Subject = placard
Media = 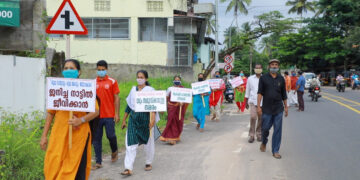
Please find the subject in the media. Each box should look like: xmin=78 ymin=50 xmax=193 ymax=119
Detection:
xmin=170 ymin=87 xmax=193 ymax=103
xmin=46 ymin=77 xmax=96 ymax=112
xmin=208 ymin=79 xmax=223 ymax=89
xmin=135 ymin=91 xmax=167 ymax=112
xmin=192 ymin=81 xmax=211 ymax=95
xmin=230 ymin=77 xmax=244 ymax=88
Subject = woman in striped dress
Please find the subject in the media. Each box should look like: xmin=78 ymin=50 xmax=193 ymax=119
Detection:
xmin=120 ymin=70 xmax=158 ymax=176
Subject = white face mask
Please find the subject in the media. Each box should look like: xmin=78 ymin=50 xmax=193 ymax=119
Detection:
xmin=254 ymin=69 xmax=263 ymax=74
xmin=137 ymin=78 xmax=146 ymax=85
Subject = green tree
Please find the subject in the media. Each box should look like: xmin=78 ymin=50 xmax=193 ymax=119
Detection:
xmin=220 ymin=0 xmax=252 ymax=16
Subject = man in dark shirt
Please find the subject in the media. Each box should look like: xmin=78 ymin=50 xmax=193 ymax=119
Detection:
xmin=257 ymin=59 xmax=288 ymax=159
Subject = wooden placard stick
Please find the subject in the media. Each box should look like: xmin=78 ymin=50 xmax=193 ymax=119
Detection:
xmin=179 ymin=104 xmax=182 ymax=120
xmin=202 ymin=95 xmax=205 ymax=108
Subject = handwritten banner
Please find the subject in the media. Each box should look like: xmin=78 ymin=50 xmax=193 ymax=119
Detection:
xmin=135 ymin=91 xmax=167 ymax=112
xmin=230 ymin=77 xmax=244 ymax=88
xmin=46 ymin=77 xmax=96 ymax=112
xmin=192 ymin=81 xmax=211 ymax=95
xmin=208 ymin=79 xmax=223 ymax=89
xmin=170 ymin=87 xmax=193 ymax=103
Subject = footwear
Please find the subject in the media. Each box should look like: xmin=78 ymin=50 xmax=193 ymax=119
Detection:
xmin=196 ymin=124 xmax=200 ymax=130
xmin=145 ymin=164 xmax=152 ymax=171
xmin=211 ymin=116 xmax=216 ymax=121
xmin=169 ymin=140 xmax=176 ymax=145
xmin=260 ymin=143 xmax=266 ymax=152
xmin=248 ymin=136 xmax=255 ymax=143
xmin=215 ymin=118 xmax=220 ymax=122
xmin=256 ymin=136 xmax=262 ymax=142
xmin=199 ymin=128 xmax=204 ymax=132
xmin=273 ymin=153 xmax=282 ymax=159
xmin=91 ymin=163 xmax=103 ymax=170
xmin=120 ymin=169 xmax=133 ymax=176
xmin=111 ymin=150 xmax=118 ymax=162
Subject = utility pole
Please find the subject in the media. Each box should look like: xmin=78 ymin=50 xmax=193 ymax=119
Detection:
xmin=215 ymin=0 xmax=219 ymax=71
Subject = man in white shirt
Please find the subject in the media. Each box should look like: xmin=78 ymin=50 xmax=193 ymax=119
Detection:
xmin=245 ymin=64 xmax=263 ymax=143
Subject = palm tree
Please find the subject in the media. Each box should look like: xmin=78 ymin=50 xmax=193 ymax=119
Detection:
xmin=205 ymin=15 xmax=216 ymax=36
xmin=286 ymin=0 xmax=315 ymax=18
xmin=220 ymin=0 xmax=252 ymax=26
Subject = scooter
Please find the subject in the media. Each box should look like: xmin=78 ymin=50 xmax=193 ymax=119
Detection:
xmin=310 ymin=86 xmax=321 ymax=102
xmin=224 ymin=84 xmax=234 ymax=103
xmin=337 ymin=80 xmax=346 ymax=92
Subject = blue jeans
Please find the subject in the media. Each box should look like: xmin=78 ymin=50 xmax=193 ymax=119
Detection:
xmin=92 ymin=118 xmax=118 ymax=164
xmin=262 ymin=112 xmax=283 ymax=154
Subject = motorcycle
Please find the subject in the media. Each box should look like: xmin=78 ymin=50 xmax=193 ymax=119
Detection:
xmin=352 ymin=78 xmax=360 ymax=90
xmin=337 ymin=80 xmax=346 ymax=92
xmin=310 ymin=86 xmax=321 ymax=102
xmin=224 ymin=84 xmax=234 ymax=103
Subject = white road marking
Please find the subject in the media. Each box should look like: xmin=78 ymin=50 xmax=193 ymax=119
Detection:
xmin=247 ymin=123 xmax=250 ymax=128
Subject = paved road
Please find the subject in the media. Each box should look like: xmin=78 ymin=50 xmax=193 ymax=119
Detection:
xmin=90 ymin=87 xmax=360 ymax=180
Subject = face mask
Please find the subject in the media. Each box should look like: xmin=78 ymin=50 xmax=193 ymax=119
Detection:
xmin=215 ymin=75 xmax=220 ymax=78
xmin=97 ymin=70 xmax=107 ymax=77
xmin=137 ymin=78 xmax=146 ymax=85
xmin=173 ymin=81 xmax=181 ymax=86
xmin=62 ymin=69 xmax=79 ymax=78
xmin=198 ymin=78 xmax=204 ymax=81
xmin=269 ymin=68 xmax=279 ymax=73
xmin=292 ymin=73 xmax=296 ymax=76
xmin=240 ymin=73 xmax=244 ymax=77
xmin=254 ymin=69 xmax=262 ymax=74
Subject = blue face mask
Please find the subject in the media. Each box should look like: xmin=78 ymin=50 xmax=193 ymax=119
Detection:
xmin=292 ymin=73 xmax=296 ymax=76
xmin=173 ymin=81 xmax=181 ymax=86
xmin=240 ymin=73 xmax=244 ymax=77
xmin=62 ymin=69 xmax=79 ymax=78
xmin=97 ymin=70 xmax=107 ymax=77
xmin=215 ymin=75 xmax=220 ymax=78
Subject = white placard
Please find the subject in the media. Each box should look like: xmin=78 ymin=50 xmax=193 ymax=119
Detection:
xmin=135 ymin=91 xmax=167 ymax=112
xmin=208 ymin=79 xmax=223 ymax=89
xmin=170 ymin=87 xmax=193 ymax=103
xmin=230 ymin=77 xmax=244 ymax=88
xmin=191 ymin=81 xmax=211 ymax=95
xmin=46 ymin=77 xmax=96 ymax=112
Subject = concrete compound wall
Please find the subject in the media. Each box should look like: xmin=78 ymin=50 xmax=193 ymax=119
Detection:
xmin=0 ymin=55 xmax=46 ymax=114
xmin=79 ymin=63 xmax=204 ymax=83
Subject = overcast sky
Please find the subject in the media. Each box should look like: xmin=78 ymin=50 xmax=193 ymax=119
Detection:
xmin=198 ymin=0 xmax=315 ymax=48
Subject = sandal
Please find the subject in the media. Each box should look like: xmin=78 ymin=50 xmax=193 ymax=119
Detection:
xmin=91 ymin=163 xmax=103 ymax=170
xmin=196 ymin=124 xmax=200 ymax=130
xmin=120 ymin=169 xmax=133 ymax=176
xmin=273 ymin=153 xmax=282 ymax=159
xmin=145 ymin=164 xmax=152 ymax=171
xmin=169 ymin=140 xmax=176 ymax=145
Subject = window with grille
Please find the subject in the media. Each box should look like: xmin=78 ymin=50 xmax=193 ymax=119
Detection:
xmin=94 ymin=0 xmax=111 ymax=12
xmin=139 ymin=18 xmax=168 ymax=42
xmin=147 ymin=1 xmax=163 ymax=12
xmin=75 ymin=18 xmax=130 ymax=39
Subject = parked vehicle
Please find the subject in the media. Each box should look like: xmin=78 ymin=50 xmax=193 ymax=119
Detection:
xmin=224 ymin=83 xmax=234 ymax=103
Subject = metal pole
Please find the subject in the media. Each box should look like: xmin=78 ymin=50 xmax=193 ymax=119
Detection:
xmin=249 ymin=44 xmax=253 ymax=75
xmin=215 ymin=0 xmax=219 ymax=71
xmin=66 ymin=34 xmax=70 ymax=59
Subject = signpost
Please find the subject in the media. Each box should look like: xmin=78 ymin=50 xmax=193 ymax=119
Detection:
xmin=192 ymin=81 xmax=211 ymax=107
xmin=170 ymin=87 xmax=192 ymax=119
xmin=46 ymin=77 xmax=96 ymax=149
xmin=224 ymin=54 xmax=233 ymax=75
xmin=0 ymin=0 xmax=20 ymax=27
xmin=46 ymin=0 xmax=88 ymax=59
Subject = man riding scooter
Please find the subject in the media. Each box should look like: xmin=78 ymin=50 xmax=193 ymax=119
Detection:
xmin=336 ymin=74 xmax=346 ymax=92
xmin=308 ymin=75 xmax=322 ymax=101
xmin=351 ymin=73 xmax=360 ymax=90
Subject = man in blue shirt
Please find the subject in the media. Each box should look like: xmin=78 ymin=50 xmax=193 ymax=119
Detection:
xmin=296 ymin=71 xmax=306 ymax=111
